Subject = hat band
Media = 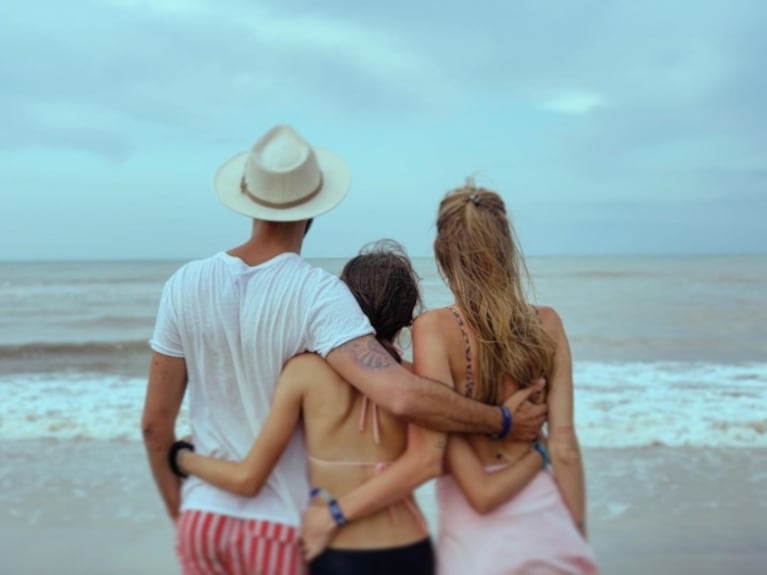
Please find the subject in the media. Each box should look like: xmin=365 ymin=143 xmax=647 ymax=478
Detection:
xmin=240 ymin=176 xmax=323 ymax=209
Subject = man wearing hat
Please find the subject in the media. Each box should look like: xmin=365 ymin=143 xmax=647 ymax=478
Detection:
xmin=141 ymin=125 xmax=546 ymax=574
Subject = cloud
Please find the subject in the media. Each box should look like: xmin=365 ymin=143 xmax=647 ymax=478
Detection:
xmin=541 ymin=91 xmax=606 ymax=115
xmin=2 ymin=0 xmax=766 ymax=258
xmin=103 ymin=0 xmax=439 ymax=85
xmin=6 ymin=0 xmax=764 ymax=163
xmin=102 ymin=0 xmax=451 ymax=112
xmin=103 ymin=0 xmax=208 ymax=14
xmin=1 ymin=0 xmax=456 ymax=159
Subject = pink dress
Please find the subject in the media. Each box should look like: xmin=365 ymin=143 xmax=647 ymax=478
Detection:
xmin=436 ymin=468 xmax=599 ymax=575
xmin=437 ymin=307 xmax=599 ymax=574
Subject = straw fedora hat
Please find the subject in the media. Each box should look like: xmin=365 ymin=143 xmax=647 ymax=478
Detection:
xmin=214 ymin=125 xmax=351 ymax=222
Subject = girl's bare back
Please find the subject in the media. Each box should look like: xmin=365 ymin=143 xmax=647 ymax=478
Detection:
xmin=293 ymin=353 xmax=427 ymax=549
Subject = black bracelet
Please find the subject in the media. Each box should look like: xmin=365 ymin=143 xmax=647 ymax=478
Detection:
xmin=168 ymin=439 xmax=195 ymax=478
xmin=489 ymin=405 xmax=513 ymax=440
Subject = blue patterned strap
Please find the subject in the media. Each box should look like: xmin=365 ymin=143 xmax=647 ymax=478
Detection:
xmin=532 ymin=441 xmax=551 ymax=468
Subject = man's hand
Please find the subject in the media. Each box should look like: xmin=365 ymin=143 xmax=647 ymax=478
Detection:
xmin=503 ymin=378 xmax=547 ymax=441
xmin=300 ymin=505 xmax=337 ymax=562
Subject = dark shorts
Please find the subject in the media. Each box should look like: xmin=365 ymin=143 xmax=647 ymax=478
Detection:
xmin=309 ymin=537 xmax=435 ymax=575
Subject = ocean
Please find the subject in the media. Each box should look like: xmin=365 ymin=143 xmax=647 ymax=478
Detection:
xmin=1 ymin=254 xmax=766 ymax=448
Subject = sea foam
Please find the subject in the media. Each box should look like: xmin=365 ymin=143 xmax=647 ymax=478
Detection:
xmin=2 ymin=361 xmax=766 ymax=447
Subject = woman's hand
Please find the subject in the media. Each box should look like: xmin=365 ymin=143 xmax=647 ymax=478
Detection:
xmin=300 ymin=505 xmax=337 ymax=562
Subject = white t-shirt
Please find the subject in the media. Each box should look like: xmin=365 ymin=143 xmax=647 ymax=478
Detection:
xmin=150 ymin=251 xmax=373 ymax=525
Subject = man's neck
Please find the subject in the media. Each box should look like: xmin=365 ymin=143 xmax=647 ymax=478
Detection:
xmin=227 ymin=220 xmax=305 ymax=267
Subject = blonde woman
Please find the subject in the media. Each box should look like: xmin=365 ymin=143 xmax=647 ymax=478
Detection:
xmin=421 ymin=182 xmax=599 ymax=574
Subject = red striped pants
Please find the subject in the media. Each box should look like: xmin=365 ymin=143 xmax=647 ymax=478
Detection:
xmin=176 ymin=510 xmax=304 ymax=575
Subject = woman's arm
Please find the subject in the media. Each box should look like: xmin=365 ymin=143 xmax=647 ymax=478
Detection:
xmin=176 ymin=356 xmax=308 ymax=497
xmin=301 ymin=313 xmax=449 ymax=559
xmin=336 ymin=422 xmax=445 ymax=520
xmin=540 ymin=307 xmax=587 ymax=536
xmin=446 ymin=435 xmax=544 ymax=514
xmin=301 ymin=420 xmax=445 ymax=559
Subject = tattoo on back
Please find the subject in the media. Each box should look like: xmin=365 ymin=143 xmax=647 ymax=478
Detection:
xmin=344 ymin=337 xmax=397 ymax=370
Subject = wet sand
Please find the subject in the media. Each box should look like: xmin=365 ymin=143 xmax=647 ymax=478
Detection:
xmin=0 ymin=441 xmax=765 ymax=574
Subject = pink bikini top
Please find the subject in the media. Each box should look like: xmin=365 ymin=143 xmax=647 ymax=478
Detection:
xmin=307 ymin=395 xmax=385 ymax=468
xmin=307 ymin=395 xmax=426 ymax=531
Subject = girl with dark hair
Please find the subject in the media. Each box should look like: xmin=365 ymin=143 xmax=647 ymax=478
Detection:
xmin=170 ymin=240 xmax=440 ymax=575
xmin=426 ymin=181 xmax=599 ymax=574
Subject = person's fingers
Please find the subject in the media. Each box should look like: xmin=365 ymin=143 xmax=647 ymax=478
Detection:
xmin=507 ymin=380 xmax=547 ymax=409
xmin=301 ymin=542 xmax=313 ymax=562
xmin=306 ymin=547 xmax=320 ymax=561
xmin=518 ymin=402 xmax=547 ymax=417
xmin=505 ymin=387 xmax=538 ymax=409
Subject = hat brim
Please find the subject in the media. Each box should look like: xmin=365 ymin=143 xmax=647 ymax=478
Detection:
xmin=214 ymin=146 xmax=351 ymax=222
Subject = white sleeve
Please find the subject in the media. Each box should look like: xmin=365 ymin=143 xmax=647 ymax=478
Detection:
xmin=305 ymin=274 xmax=374 ymax=358
xmin=149 ymin=277 xmax=184 ymax=358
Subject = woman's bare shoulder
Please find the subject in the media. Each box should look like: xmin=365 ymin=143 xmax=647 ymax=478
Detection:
xmin=412 ymin=307 xmax=456 ymax=332
xmin=282 ymin=352 xmax=342 ymax=383
xmin=534 ymin=305 xmax=566 ymax=339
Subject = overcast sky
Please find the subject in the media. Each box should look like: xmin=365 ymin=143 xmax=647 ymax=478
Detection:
xmin=1 ymin=0 xmax=765 ymax=260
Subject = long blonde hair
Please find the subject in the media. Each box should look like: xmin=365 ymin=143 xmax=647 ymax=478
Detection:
xmin=434 ymin=180 xmax=556 ymax=405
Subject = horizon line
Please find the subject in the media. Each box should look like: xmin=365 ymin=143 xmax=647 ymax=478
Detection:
xmin=1 ymin=250 xmax=765 ymax=264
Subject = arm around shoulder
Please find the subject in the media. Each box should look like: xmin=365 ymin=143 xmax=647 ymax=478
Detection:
xmin=326 ymin=323 xmax=506 ymax=434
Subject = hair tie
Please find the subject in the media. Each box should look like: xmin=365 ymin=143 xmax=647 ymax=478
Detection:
xmin=468 ymin=193 xmax=480 ymax=206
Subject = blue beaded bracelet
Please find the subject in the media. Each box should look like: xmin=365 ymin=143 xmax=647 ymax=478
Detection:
xmin=490 ymin=405 xmax=513 ymax=440
xmin=328 ymin=499 xmax=347 ymax=526
xmin=309 ymin=487 xmax=347 ymax=526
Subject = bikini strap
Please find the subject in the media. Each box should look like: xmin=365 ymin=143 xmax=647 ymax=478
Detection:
xmin=448 ymin=305 xmax=474 ymax=399
xmin=359 ymin=396 xmax=381 ymax=445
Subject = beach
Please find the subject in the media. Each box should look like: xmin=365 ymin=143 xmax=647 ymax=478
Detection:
xmin=1 ymin=255 xmax=766 ymax=573
xmin=1 ymin=442 xmax=765 ymax=574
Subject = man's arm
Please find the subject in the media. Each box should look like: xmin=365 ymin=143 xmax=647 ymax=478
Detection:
xmin=141 ymin=352 xmax=187 ymax=522
xmin=326 ymin=334 xmax=546 ymax=437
